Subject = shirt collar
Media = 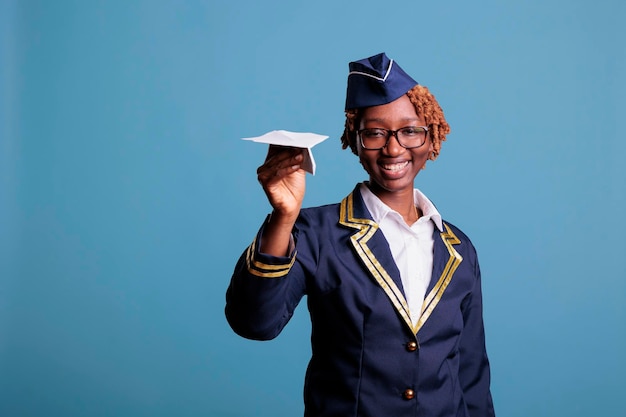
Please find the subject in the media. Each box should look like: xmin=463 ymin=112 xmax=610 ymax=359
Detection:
xmin=359 ymin=182 xmax=444 ymax=232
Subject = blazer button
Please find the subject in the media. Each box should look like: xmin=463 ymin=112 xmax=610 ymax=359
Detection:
xmin=406 ymin=341 xmax=418 ymax=352
xmin=403 ymin=389 xmax=415 ymax=400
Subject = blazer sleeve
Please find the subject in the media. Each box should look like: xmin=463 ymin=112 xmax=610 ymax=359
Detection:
xmin=225 ymin=216 xmax=309 ymax=341
xmin=459 ymin=247 xmax=496 ymax=417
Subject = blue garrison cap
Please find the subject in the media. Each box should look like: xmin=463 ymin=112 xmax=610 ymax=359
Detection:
xmin=345 ymin=52 xmax=418 ymax=110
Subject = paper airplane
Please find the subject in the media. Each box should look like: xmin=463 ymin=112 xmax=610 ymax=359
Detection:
xmin=242 ymin=130 xmax=329 ymax=175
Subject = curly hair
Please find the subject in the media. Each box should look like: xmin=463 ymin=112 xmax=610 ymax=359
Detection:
xmin=340 ymin=85 xmax=451 ymax=161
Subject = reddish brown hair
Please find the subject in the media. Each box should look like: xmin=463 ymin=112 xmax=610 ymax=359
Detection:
xmin=340 ymin=85 xmax=451 ymax=161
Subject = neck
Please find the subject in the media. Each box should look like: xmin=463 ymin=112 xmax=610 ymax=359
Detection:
xmin=406 ymin=202 xmax=422 ymax=225
xmin=366 ymin=182 xmax=419 ymax=225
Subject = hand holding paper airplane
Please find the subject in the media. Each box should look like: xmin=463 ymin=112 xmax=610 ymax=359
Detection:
xmin=242 ymin=130 xmax=329 ymax=175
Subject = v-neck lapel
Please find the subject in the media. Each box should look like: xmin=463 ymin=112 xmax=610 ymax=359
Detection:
xmin=338 ymin=186 xmax=464 ymax=336
xmin=339 ymin=187 xmax=413 ymax=333
xmin=414 ymin=223 xmax=464 ymax=334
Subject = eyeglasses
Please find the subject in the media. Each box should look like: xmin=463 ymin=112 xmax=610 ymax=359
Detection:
xmin=357 ymin=126 xmax=429 ymax=150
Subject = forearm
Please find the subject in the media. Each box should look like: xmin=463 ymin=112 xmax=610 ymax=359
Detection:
xmin=226 ymin=218 xmax=304 ymax=340
xmin=258 ymin=210 xmax=298 ymax=256
xmin=225 ymin=253 xmax=292 ymax=340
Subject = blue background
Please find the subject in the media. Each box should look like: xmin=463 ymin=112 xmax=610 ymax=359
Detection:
xmin=1 ymin=1 xmax=625 ymax=416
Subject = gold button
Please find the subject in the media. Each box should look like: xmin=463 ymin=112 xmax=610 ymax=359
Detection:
xmin=406 ymin=341 xmax=418 ymax=352
xmin=403 ymin=389 xmax=415 ymax=400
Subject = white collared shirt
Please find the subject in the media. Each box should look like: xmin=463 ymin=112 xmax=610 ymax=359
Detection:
xmin=360 ymin=183 xmax=443 ymax=325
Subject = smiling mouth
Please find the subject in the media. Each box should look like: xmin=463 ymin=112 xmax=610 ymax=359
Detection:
xmin=381 ymin=161 xmax=409 ymax=172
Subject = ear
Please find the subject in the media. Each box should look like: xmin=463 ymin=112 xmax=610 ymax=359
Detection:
xmin=428 ymin=135 xmax=437 ymax=159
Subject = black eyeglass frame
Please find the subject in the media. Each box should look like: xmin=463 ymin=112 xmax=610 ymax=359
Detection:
xmin=357 ymin=126 xmax=430 ymax=150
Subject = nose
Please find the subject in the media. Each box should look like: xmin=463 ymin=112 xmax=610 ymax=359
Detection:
xmin=382 ymin=131 xmax=405 ymax=156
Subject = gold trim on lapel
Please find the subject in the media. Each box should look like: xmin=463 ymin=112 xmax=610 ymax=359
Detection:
xmin=340 ymin=191 xmax=464 ymax=335
xmin=339 ymin=192 xmax=414 ymax=333
xmin=415 ymin=223 xmax=463 ymax=333
xmin=245 ymin=237 xmax=296 ymax=278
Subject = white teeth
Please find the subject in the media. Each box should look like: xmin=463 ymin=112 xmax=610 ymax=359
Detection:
xmin=382 ymin=161 xmax=409 ymax=171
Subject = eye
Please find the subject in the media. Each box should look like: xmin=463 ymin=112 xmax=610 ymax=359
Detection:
xmin=399 ymin=127 xmax=422 ymax=136
xmin=362 ymin=129 xmax=387 ymax=138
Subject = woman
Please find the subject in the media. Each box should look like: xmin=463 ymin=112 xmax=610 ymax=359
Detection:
xmin=226 ymin=53 xmax=495 ymax=417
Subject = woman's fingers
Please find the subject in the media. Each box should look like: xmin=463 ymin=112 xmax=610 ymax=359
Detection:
xmin=255 ymin=145 xmax=306 ymax=215
xmin=257 ymin=146 xmax=304 ymax=185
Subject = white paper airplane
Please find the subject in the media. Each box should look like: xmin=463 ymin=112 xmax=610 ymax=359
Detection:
xmin=242 ymin=130 xmax=329 ymax=175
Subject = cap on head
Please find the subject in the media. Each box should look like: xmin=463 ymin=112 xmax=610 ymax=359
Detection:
xmin=345 ymin=52 xmax=418 ymax=111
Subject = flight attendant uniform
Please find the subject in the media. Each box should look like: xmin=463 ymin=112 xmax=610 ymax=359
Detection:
xmin=226 ymin=185 xmax=495 ymax=417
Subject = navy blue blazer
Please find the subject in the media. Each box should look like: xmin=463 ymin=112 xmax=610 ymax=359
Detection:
xmin=226 ymin=185 xmax=495 ymax=417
